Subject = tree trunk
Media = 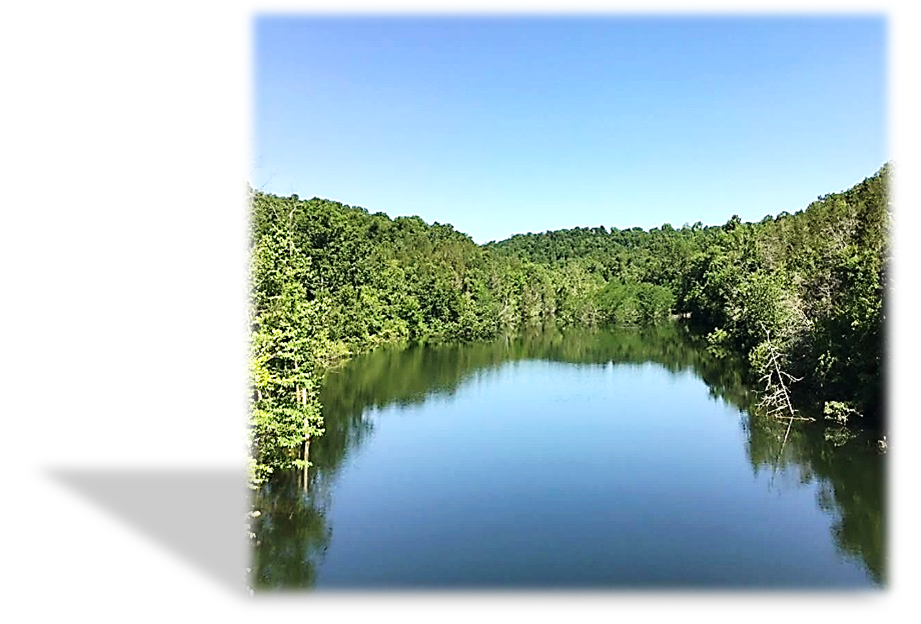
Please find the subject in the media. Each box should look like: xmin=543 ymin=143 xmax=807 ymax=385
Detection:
xmin=302 ymin=439 xmax=310 ymax=491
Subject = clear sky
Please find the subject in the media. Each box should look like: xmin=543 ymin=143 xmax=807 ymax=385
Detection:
xmin=252 ymin=16 xmax=886 ymax=243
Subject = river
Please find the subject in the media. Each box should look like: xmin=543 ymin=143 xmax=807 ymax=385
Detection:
xmin=250 ymin=324 xmax=885 ymax=589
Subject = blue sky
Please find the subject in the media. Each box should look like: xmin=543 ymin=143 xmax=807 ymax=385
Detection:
xmin=252 ymin=16 xmax=886 ymax=243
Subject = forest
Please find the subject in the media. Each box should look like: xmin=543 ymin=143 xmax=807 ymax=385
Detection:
xmin=247 ymin=163 xmax=890 ymax=489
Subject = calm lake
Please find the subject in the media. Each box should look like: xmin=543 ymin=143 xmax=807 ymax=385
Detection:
xmin=251 ymin=324 xmax=885 ymax=589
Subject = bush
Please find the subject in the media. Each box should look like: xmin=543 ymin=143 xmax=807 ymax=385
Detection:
xmin=635 ymin=283 xmax=675 ymax=324
xmin=597 ymin=281 xmax=675 ymax=326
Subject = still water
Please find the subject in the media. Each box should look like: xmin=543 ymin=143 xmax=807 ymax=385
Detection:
xmin=251 ymin=325 xmax=884 ymax=589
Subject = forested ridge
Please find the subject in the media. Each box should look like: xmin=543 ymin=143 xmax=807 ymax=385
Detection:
xmin=490 ymin=164 xmax=890 ymax=425
xmin=248 ymin=164 xmax=890 ymax=488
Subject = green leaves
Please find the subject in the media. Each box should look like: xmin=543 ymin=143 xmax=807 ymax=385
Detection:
xmin=597 ymin=281 xmax=675 ymax=326
xmin=727 ymin=270 xmax=799 ymax=353
xmin=248 ymin=193 xmax=337 ymax=490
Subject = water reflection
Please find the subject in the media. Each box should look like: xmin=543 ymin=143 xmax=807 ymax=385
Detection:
xmin=251 ymin=324 xmax=884 ymax=588
xmin=744 ymin=413 xmax=885 ymax=584
xmin=250 ymin=472 xmax=331 ymax=590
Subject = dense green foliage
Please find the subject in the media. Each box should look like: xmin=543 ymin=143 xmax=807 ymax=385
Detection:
xmin=247 ymin=188 xmax=692 ymax=361
xmin=490 ymin=164 xmax=890 ymax=423
xmin=248 ymin=164 xmax=890 ymax=488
